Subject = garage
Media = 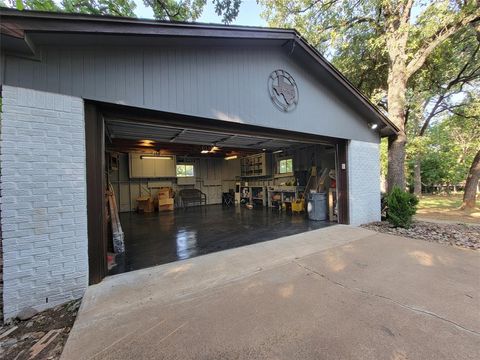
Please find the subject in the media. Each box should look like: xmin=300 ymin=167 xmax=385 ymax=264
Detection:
xmin=0 ymin=9 xmax=399 ymax=320
xmin=102 ymin=113 xmax=344 ymax=275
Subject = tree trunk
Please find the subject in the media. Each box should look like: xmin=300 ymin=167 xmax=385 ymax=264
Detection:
xmin=384 ymin=11 xmax=409 ymax=192
xmin=386 ymin=65 xmax=408 ymax=192
xmin=387 ymin=133 xmax=407 ymax=191
xmin=461 ymin=149 xmax=480 ymax=210
xmin=413 ymin=155 xmax=422 ymax=196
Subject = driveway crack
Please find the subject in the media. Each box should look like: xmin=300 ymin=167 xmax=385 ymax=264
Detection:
xmin=294 ymin=261 xmax=480 ymax=337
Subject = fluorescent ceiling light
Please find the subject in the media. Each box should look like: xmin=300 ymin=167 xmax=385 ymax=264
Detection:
xmin=368 ymin=122 xmax=378 ymax=130
xmin=201 ymin=150 xmax=210 ymax=154
xmin=224 ymin=155 xmax=238 ymax=160
xmin=141 ymin=155 xmax=172 ymax=160
xmin=272 ymin=150 xmax=283 ymax=154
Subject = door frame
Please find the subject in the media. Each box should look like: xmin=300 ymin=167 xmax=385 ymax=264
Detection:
xmin=336 ymin=141 xmax=349 ymax=224
xmin=85 ymin=103 xmax=107 ymax=284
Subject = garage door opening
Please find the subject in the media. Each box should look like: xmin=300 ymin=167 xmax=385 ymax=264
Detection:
xmin=104 ymin=118 xmax=342 ymax=275
xmin=86 ymin=103 xmax=349 ymax=282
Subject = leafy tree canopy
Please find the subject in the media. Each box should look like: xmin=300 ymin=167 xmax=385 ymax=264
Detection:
xmin=2 ymin=0 xmax=61 ymax=12
xmin=142 ymin=0 xmax=240 ymax=22
xmin=2 ymin=0 xmax=242 ymax=23
xmin=408 ymin=93 xmax=480 ymax=188
xmin=62 ymin=1 xmax=137 ymax=17
xmin=2 ymin=0 xmax=136 ymax=16
xmin=143 ymin=0 xmax=205 ymax=21
xmin=406 ymin=26 xmax=479 ymax=136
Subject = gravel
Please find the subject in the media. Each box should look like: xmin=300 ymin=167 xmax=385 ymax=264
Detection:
xmin=361 ymin=221 xmax=480 ymax=250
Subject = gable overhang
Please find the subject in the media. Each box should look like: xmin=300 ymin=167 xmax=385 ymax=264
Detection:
xmin=0 ymin=7 xmax=399 ymax=137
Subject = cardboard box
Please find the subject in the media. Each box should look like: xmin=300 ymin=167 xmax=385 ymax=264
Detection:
xmin=159 ymin=203 xmax=174 ymax=212
xmin=137 ymin=196 xmax=154 ymax=213
xmin=158 ymin=198 xmax=174 ymax=206
xmin=158 ymin=191 xmax=174 ymax=211
xmin=158 ymin=187 xmax=172 ymax=200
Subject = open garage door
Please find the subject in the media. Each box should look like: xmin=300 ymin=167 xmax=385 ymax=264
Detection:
xmin=86 ymin=102 xmax=349 ymax=283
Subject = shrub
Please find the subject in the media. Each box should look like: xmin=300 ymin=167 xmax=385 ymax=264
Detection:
xmin=385 ymin=186 xmax=419 ymax=228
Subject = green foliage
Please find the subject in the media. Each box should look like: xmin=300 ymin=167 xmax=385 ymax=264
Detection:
xmin=406 ymin=25 xmax=479 ymax=136
xmin=143 ymin=0 xmax=206 ymax=21
xmin=385 ymin=186 xmax=419 ymax=228
xmin=212 ymin=0 xmax=241 ymax=24
xmin=4 ymin=0 xmax=61 ymax=11
xmin=139 ymin=0 xmax=240 ymax=22
xmin=380 ymin=137 xmax=388 ymax=178
xmin=407 ymin=93 xmax=480 ymax=189
xmin=2 ymin=0 xmax=241 ymax=23
xmin=62 ymin=0 xmax=137 ymax=17
xmin=3 ymin=0 xmax=136 ymax=16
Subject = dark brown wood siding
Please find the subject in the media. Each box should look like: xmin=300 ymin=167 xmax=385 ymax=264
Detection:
xmin=336 ymin=141 xmax=349 ymax=225
xmin=85 ymin=103 xmax=107 ymax=284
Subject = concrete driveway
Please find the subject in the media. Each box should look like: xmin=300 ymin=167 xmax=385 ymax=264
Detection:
xmin=61 ymin=226 xmax=480 ymax=360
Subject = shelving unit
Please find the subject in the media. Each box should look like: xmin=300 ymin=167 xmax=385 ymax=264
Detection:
xmin=240 ymin=153 xmax=272 ymax=177
xmin=251 ymin=186 xmax=266 ymax=206
xmin=240 ymin=186 xmax=250 ymax=203
xmin=267 ymin=186 xmax=305 ymax=209
xmin=238 ymin=185 xmax=267 ymax=206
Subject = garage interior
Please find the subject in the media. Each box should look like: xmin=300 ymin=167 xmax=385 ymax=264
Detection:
xmin=104 ymin=117 xmax=340 ymax=275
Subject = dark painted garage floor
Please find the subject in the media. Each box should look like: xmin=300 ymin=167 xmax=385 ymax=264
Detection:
xmin=110 ymin=205 xmax=332 ymax=274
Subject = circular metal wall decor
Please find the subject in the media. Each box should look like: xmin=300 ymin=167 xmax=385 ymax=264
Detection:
xmin=268 ymin=69 xmax=299 ymax=112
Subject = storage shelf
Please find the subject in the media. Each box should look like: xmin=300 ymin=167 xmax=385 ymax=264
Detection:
xmin=240 ymin=153 xmax=272 ymax=178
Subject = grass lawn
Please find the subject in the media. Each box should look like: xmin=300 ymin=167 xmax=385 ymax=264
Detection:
xmin=416 ymin=194 xmax=479 ymax=224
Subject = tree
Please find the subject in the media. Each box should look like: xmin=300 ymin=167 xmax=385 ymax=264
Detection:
xmin=62 ymin=1 xmax=137 ymax=17
xmin=462 ymin=149 xmax=480 ymax=209
xmin=3 ymin=0 xmax=61 ymax=11
xmin=142 ymin=0 xmax=241 ymax=22
xmin=3 ymin=0 xmax=241 ymax=23
xmin=412 ymin=103 xmax=480 ymax=195
xmin=261 ymin=0 xmax=480 ymax=190
xmin=143 ymin=0 xmax=206 ymax=21
xmin=406 ymin=29 xmax=480 ymax=195
xmin=3 ymin=0 xmax=137 ymax=16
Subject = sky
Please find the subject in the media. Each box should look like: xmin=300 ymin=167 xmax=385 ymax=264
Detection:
xmin=134 ymin=0 xmax=266 ymax=26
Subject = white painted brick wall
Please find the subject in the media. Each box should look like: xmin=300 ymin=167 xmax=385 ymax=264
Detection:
xmin=347 ymin=139 xmax=381 ymax=226
xmin=1 ymin=85 xmax=88 ymax=321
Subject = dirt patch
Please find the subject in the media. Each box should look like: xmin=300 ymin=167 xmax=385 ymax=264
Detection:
xmin=362 ymin=221 xmax=480 ymax=250
xmin=0 ymin=299 xmax=80 ymax=360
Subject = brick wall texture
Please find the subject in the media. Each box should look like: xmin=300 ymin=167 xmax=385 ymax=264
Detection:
xmin=1 ymin=85 xmax=88 ymax=321
xmin=347 ymin=139 xmax=381 ymax=226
